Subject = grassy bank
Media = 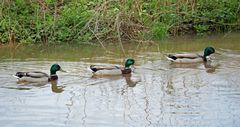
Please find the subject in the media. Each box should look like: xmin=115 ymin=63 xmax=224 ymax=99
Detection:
xmin=0 ymin=0 xmax=240 ymax=45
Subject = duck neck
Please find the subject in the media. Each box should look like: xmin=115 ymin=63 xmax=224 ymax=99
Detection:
xmin=203 ymin=57 xmax=207 ymax=62
xmin=124 ymin=66 xmax=130 ymax=69
xmin=48 ymin=75 xmax=58 ymax=81
xmin=121 ymin=68 xmax=132 ymax=74
xmin=202 ymin=55 xmax=207 ymax=62
xmin=50 ymin=70 xmax=57 ymax=75
xmin=125 ymin=63 xmax=131 ymax=69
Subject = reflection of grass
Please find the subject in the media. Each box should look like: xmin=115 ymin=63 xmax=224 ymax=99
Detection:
xmin=0 ymin=44 xmax=105 ymax=61
xmin=0 ymin=33 xmax=240 ymax=61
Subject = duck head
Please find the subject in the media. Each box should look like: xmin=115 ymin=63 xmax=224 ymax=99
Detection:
xmin=125 ymin=58 xmax=135 ymax=68
xmin=204 ymin=47 xmax=215 ymax=57
xmin=203 ymin=47 xmax=215 ymax=61
xmin=50 ymin=64 xmax=66 ymax=75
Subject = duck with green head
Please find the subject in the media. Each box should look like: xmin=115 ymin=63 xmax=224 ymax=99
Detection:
xmin=13 ymin=64 xmax=66 ymax=83
xmin=89 ymin=58 xmax=135 ymax=76
xmin=167 ymin=47 xmax=215 ymax=63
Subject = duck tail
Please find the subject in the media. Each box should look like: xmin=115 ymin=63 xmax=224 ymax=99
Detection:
xmin=166 ymin=54 xmax=177 ymax=62
xmin=168 ymin=54 xmax=177 ymax=60
xmin=12 ymin=72 xmax=25 ymax=79
xmin=12 ymin=75 xmax=20 ymax=79
xmin=88 ymin=65 xmax=97 ymax=73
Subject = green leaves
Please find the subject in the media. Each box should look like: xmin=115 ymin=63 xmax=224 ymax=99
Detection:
xmin=0 ymin=0 xmax=239 ymax=44
xmin=151 ymin=23 xmax=169 ymax=40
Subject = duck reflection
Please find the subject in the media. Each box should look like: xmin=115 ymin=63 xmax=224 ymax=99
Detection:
xmin=16 ymin=80 xmax=48 ymax=86
xmin=50 ymin=80 xmax=65 ymax=93
xmin=123 ymin=74 xmax=141 ymax=87
xmin=169 ymin=62 xmax=200 ymax=69
xmin=166 ymin=80 xmax=174 ymax=95
xmin=15 ymin=80 xmax=64 ymax=93
xmin=204 ymin=61 xmax=220 ymax=73
xmin=169 ymin=61 xmax=220 ymax=73
xmin=14 ymin=81 xmax=48 ymax=90
xmin=91 ymin=73 xmax=141 ymax=87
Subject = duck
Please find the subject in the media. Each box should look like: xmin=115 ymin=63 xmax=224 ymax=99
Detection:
xmin=166 ymin=47 xmax=215 ymax=63
xmin=89 ymin=58 xmax=135 ymax=76
xmin=13 ymin=64 xmax=66 ymax=83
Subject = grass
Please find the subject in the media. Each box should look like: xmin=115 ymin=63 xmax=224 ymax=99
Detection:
xmin=0 ymin=0 xmax=239 ymax=45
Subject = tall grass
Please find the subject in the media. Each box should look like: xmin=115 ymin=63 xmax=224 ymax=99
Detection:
xmin=0 ymin=0 xmax=239 ymax=44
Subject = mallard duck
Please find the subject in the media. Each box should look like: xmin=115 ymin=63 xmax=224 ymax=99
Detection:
xmin=166 ymin=47 xmax=215 ymax=63
xmin=89 ymin=58 xmax=135 ymax=76
xmin=13 ymin=64 xmax=66 ymax=83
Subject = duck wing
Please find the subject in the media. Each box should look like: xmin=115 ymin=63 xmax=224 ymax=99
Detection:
xmin=89 ymin=65 xmax=121 ymax=72
xmin=168 ymin=53 xmax=201 ymax=60
xmin=15 ymin=71 xmax=49 ymax=78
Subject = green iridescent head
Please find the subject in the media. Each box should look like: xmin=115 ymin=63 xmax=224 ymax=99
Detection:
xmin=125 ymin=58 xmax=135 ymax=68
xmin=50 ymin=64 xmax=65 ymax=75
xmin=204 ymin=47 xmax=215 ymax=57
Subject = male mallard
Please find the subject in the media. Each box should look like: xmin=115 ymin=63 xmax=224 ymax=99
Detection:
xmin=89 ymin=58 xmax=135 ymax=76
xmin=13 ymin=64 xmax=66 ymax=83
xmin=166 ymin=47 xmax=215 ymax=63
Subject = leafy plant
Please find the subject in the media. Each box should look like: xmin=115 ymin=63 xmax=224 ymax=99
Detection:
xmin=0 ymin=0 xmax=239 ymax=44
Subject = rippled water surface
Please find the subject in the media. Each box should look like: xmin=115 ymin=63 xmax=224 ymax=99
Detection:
xmin=0 ymin=33 xmax=240 ymax=127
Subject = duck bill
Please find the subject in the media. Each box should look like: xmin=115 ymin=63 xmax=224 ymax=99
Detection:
xmin=60 ymin=68 xmax=66 ymax=72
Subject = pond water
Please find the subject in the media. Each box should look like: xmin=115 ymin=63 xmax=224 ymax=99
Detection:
xmin=0 ymin=33 xmax=240 ymax=127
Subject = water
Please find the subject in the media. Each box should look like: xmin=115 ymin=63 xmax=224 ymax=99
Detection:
xmin=0 ymin=33 xmax=240 ymax=127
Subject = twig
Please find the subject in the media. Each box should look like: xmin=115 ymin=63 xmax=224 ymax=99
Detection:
xmin=115 ymin=13 xmax=126 ymax=56
xmin=88 ymin=22 xmax=107 ymax=50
